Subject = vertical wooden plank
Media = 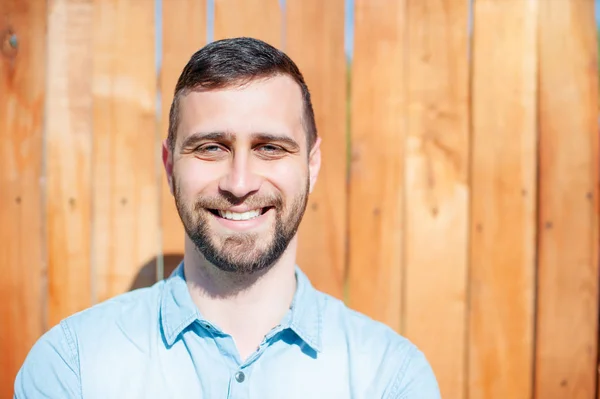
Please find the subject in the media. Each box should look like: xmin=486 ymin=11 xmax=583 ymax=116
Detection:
xmin=0 ymin=0 xmax=46 ymax=396
xmin=535 ymin=1 xmax=599 ymax=398
xmin=46 ymin=0 xmax=94 ymax=327
xmin=160 ymin=1 xmax=206 ymax=280
xmin=404 ymin=0 xmax=469 ymax=397
xmin=92 ymin=0 xmax=158 ymax=302
xmin=347 ymin=0 xmax=406 ymax=330
xmin=286 ymin=0 xmax=347 ymax=299
xmin=214 ymin=0 xmax=282 ymax=47
xmin=469 ymin=1 xmax=538 ymax=398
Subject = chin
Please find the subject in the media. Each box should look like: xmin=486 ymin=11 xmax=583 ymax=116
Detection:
xmin=193 ymin=232 xmax=280 ymax=273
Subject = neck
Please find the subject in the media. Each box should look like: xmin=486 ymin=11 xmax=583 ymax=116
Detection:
xmin=183 ymin=236 xmax=298 ymax=360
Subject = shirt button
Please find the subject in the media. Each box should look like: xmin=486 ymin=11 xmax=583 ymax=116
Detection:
xmin=200 ymin=322 xmax=212 ymax=331
xmin=235 ymin=371 xmax=245 ymax=383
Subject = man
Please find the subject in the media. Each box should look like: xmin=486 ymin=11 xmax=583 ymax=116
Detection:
xmin=15 ymin=37 xmax=440 ymax=398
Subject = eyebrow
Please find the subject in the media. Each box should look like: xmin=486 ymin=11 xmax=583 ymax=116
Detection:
xmin=251 ymin=133 xmax=300 ymax=151
xmin=180 ymin=131 xmax=233 ymax=149
xmin=180 ymin=131 xmax=300 ymax=152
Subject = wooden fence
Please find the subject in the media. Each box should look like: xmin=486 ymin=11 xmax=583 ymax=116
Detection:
xmin=1 ymin=0 xmax=598 ymax=398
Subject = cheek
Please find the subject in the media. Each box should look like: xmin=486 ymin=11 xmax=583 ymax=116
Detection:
xmin=260 ymin=160 xmax=308 ymax=198
xmin=175 ymin=160 xmax=223 ymax=197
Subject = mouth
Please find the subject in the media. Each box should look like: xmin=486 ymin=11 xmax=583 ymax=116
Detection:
xmin=208 ymin=207 xmax=274 ymax=221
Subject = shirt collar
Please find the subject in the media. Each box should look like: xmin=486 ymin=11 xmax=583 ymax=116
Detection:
xmin=159 ymin=263 xmax=200 ymax=347
xmin=159 ymin=262 xmax=323 ymax=352
xmin=287 ymin=265 xmax=323 ymax=352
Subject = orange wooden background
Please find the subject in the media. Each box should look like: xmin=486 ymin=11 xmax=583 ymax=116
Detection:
xmin=1 ymin=0 xmax=599 ymax=398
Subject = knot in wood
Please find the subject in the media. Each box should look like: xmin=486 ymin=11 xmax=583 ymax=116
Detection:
xmin=1 ymin=29 xmax=18 ymax=58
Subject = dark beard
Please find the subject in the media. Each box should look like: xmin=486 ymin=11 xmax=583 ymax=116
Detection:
xmin=173 ymin=179 xmax=309 ymax=274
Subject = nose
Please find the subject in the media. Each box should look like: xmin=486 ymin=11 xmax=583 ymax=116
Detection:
xmin=218 ymin=152 xmax=263 ymax=200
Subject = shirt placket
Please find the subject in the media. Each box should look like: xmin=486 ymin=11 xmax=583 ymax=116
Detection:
xmin=216 ymin=324 xmax=287 ymax=399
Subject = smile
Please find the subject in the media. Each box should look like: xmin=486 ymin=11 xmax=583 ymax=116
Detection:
xmin=207 ymin=206 xmax=275 ymax=232
xmin=209 ymin=207 xmax=272 ymax=221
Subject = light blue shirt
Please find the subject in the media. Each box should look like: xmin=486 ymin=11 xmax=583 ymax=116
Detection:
xmin=14 ymin=264 xmax=440 ymax=398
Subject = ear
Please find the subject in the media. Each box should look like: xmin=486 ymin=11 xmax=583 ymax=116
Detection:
xmin=308 ymin=137 xmax=322 ymax=194
xmin=162 ymin=139 xmax=175 ymax=195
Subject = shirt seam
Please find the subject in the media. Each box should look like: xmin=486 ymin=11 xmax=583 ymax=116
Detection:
xmin=383 ymin=344 xmax=416 ymax=399
xmin=60 ymin=320 xmax=83 ymax=399
xmin=316 ymin=294 xmax=324 ymax=350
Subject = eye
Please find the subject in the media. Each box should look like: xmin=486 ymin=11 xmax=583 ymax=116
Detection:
xmin=257 ymin=144 xmax=284 ymax=153
xmin=191 ymin=143 xmax=229 ymax=160
xmin=197 ymin=144 xmax=225 ymax=153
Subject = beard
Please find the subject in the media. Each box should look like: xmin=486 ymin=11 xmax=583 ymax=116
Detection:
xmin=173 ymin=178 xmax=309 ymax=275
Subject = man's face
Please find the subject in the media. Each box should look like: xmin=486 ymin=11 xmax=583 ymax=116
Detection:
xmin=164 ymin=75 xmax=321 ymax=274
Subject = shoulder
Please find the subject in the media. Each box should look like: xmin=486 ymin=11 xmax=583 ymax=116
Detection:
xmin=28 ymin=280 xmax=166 ymax=349
xmin=318 ymin=292 xmax=441 ymax=398
xmin=14 ymin=282 xmax=166 ymax=398
xmin=318 ymin=291 xmax=415 ymax=355
xmin=56 ymin=281 xmax=166 ymax=360
xmin=62 ymin=281 xmax=165 ymax=333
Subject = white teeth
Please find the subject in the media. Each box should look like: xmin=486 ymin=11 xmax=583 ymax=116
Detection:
xmin=218 ymin=209 xmax=261 ymax=221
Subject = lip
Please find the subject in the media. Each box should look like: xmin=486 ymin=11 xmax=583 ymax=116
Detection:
xmin=209 ymin=207 xmax=274 ymax=232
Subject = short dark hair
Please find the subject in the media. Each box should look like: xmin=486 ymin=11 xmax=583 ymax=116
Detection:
xmin=167 ymin=37 xmax=317 ymax=152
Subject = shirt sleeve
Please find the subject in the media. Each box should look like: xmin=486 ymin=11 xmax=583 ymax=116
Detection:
xmin=14 ymin=321 xmax=82 ymax=399
xmin=385 ymin=345 xmax=441 ymax=399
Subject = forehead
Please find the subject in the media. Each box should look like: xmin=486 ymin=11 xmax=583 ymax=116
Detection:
xmin=177 ymin=75 xmax=305 ymax=144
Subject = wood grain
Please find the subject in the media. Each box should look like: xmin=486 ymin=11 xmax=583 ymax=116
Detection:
xmin=46 ymin=0 xmax=93 ymax=328
xmin=92 ymin=0 xmax=159 ymax=302
xmin=214 ymin=0 xmax=282 ymax=47
xmin=535 ymin=1 xmax=599 ymax=398
xmin=347 ymin=0 xmax=406 ymax=330
xmin=286 ymin=0 xmax=347 ymax=299
xmin=0 ymin=0 xmax=46 ymax=395
xmin=160 ymin=0 xmax=207 ymax=281
xmin=403 ymin=0 xmax=469 ymax=397
xmin=468 ymin=1 xmax=538 ymax=398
